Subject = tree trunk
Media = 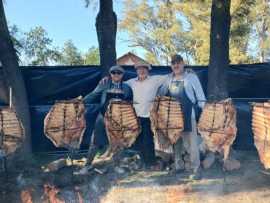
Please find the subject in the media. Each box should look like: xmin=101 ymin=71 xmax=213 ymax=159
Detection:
xmin=259 ymin=15 xmax=268 ymax=62
xmin=96 ymin=0 xmax=117 ymax=76
xmin=0 ymin=0 xmax=32 ymax=154
xmin=208 ymin=0 xmax=231 ymax=102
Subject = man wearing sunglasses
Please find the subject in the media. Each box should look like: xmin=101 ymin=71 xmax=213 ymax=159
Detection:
xmin=99 ymin=63 xmax=167 ymax=169
xmin=84 ymin=65 xmax=133 ymax=163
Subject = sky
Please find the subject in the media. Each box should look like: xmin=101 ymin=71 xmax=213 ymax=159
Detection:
xmin=4 ymin=0 xmax=144 ymax=58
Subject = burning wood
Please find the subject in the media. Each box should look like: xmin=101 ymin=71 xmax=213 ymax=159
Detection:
xmin=44 ymin=97 xmax=86 ymax=150
xmin=150 ymin=96 xmax=184 ymax=149
xmin=42 ymin=184 xmax=65 ymax=203
xmin=252 ymin=101 xmax=270 ymax=169
xmin=20 ymin=189 xmax=33 ymax=203
xmin=198 ymin=98 xmax=237 ymax=161
xmin=41 ymin=184 xmax=84 ymax=203
xmin=0 ymin=107 xmax=24 ymax=155
xmin=104 ymin=100 xmax=141 ymax=156
xmin=76 ymin=190 xmax=84 ymax=203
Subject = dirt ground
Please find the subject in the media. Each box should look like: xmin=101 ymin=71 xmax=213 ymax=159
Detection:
xmin=1 ymin=150 xmax=270 ymax=203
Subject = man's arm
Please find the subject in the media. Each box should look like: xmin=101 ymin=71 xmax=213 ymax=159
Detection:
xmin=190 ymin=74 xmax=206 ymax=108
xmin=123 ymin=84 xmax=133 ymax=102
xmin=83 ymin=82 xmax=107 ymax=104
xmin=124 ymin=78 xmax=133 ymax=87
xmin=152 ymin=74 xmax=168 ymax=86
xmin=151 ymin=74 xmax=169 ymax=96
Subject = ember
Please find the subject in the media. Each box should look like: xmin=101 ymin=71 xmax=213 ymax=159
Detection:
xmin=20 ymin=189 xmax=33 ymax=203
xmin=42 ymin=184 xmax=65 ymax=203
xmin=252 ymin=101 xmax=270 ymax=169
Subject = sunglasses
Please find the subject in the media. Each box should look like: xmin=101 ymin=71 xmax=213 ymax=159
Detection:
xmin=111 ymin=71 xmax=123 ymax=75
xmin=171 ymin=61 xmax=182 ymax=65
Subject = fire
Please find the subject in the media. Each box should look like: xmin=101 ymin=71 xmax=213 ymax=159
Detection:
xmin=20 ymin=189 xmax=33 ymax=203
xmin=42 ymin=184 xmax=64 ymax=203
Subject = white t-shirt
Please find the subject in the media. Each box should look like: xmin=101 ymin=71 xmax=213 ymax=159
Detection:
xmin=125 ymin=75 xmax=166 ymax=118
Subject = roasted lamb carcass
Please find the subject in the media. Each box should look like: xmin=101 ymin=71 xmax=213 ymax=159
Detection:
xmin=252 ymin=101 xmax=270 ymax=169
xmin=150 ymin=96 xmax=184 ymax=150
xmin=198 ymin=98 xmax=237 ymax=161
xmin=0 ymin=108 xmax=24 ymax=155
xmin=104 ymin=100 xmax=141 ymax=155
xmin=44 ymin=97 xmax=86 ymax=150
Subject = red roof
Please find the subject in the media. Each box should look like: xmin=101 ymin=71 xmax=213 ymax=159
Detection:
xmin=117 ymin=52 xmax=149 ymax=65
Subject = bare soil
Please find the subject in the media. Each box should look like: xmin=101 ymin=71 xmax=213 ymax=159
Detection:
xmin=1 ymin=150 xmax=270 ymax=203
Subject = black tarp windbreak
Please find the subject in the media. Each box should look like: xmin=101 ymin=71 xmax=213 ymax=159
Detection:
xmin=0 ymin=63 xmax=269 ymax=151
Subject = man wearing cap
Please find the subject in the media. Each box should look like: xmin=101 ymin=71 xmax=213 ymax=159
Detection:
xmin=157 ymin=54 xmax=206 ymax=179
xmin=125 ymin=64 xmax=167 ymax=168
xmin=84 ymin=65 xmax=133 ymax=163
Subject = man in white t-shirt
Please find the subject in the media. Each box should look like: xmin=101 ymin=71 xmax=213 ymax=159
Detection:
xmin=126 ymin=64 xmax=166 ymax=167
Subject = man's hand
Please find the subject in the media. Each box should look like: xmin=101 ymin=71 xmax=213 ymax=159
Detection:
xmin=99 ymin=76 xmax=109 ymax=85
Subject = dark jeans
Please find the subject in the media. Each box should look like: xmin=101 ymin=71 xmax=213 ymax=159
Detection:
xmin=132 ymin=117 xmax=156 ymax=164
xmin=87 ymin=113 xmax=108 ymax=164
xmin=92 ymin=113 xmax=108 ymax=148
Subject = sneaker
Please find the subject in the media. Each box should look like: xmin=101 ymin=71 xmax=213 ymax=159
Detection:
xmin=189 ymin=167 xmax=202 ymax=180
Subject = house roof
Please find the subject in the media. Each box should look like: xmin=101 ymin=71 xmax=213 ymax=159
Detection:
xmin=117 ymin=52 xmax=149 ymax=65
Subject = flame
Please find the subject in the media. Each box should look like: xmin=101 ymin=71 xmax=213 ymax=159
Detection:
xmin=20 ymin=189 xmax=33 ymax=203
xmin=43 ymin=184 xmax=64 ymax=203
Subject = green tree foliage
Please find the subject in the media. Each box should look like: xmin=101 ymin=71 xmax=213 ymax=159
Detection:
xmin=9 ymin=25 xmax=101 ymax=66
xmin=23 ymin=26 xmax=60 ymax=65
xmin=121 ymin=0 xmax=270 ymax=64
xmin=84 ymin=46 xmax=100 ymax=65
xmin=179 ymin=0 xmax=211 ymax=64
xmin=8 ymin=24 xmax=24 ymax=54
xmin=120 ymin=0 xmax=195 ymax=65
xmin=60 ymin=40 xmax=84 ymax=65
xmin=229 ymin=0 xmax=256 ymax=63
xmin=249 ymin=0 xmax=270 ymax=62
xmin=181 ymin=0 xmax=256 ymax=64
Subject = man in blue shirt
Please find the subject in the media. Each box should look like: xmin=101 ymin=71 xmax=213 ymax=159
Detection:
xmin=84 ymin=65 xmax=133 ymax=163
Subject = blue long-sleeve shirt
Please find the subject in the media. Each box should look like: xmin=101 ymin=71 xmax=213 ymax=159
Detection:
xmin=84 ymin=80 xmax=133 ymax=114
